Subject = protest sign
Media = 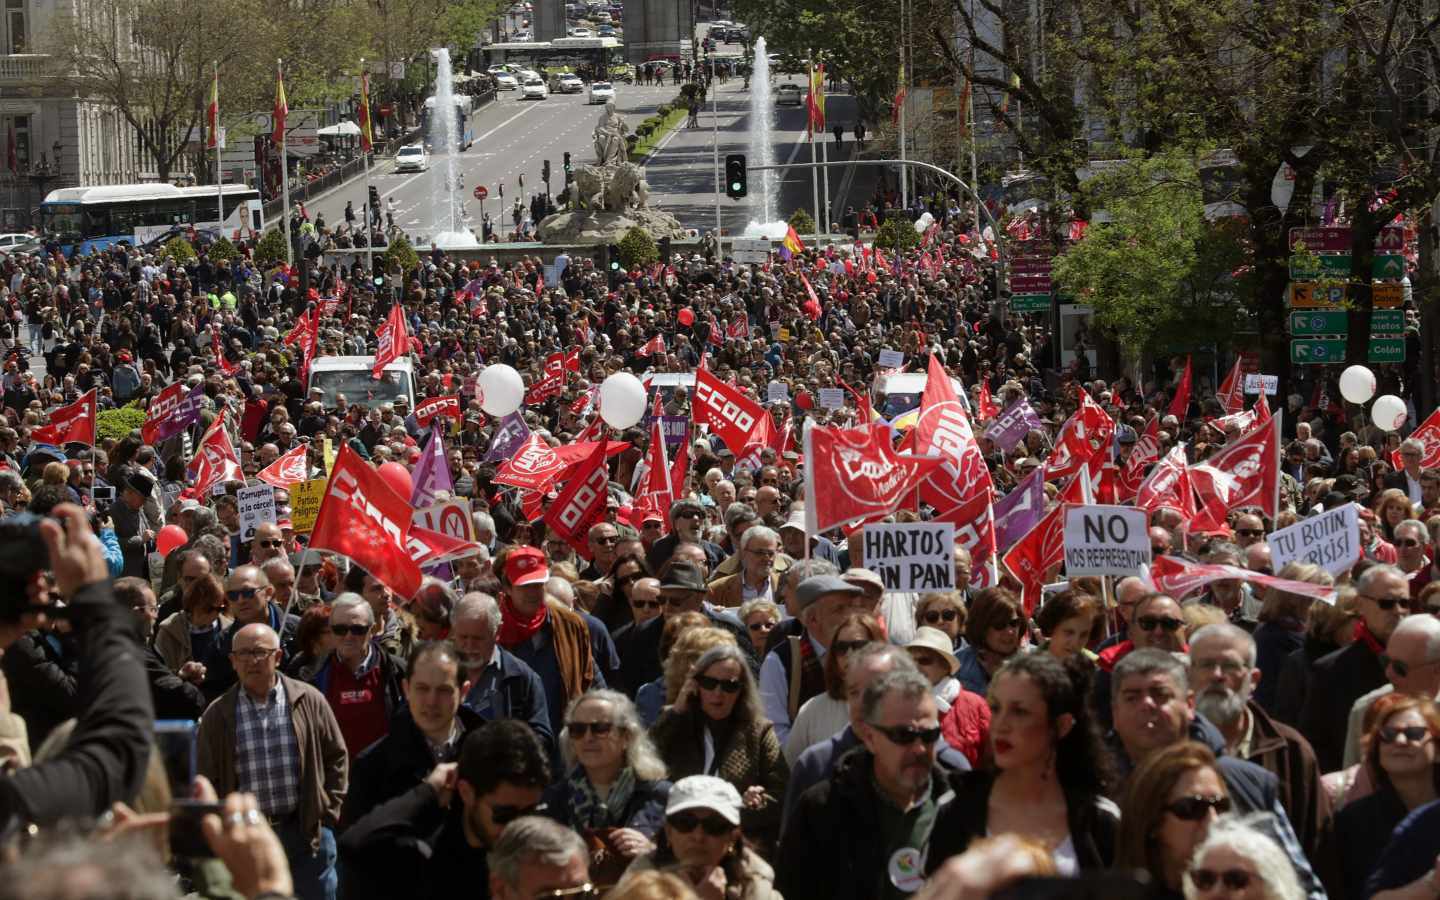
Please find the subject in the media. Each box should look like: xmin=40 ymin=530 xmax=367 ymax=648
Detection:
xmin=1244 ymin=373 xmax=1279 ymax=395
xmin=878 ymin=348 xmax=906 ymax=369
xmin=1062 ymin=505 xmax=1150 ymax=576
xmin=818 ymin=387 xmax=845 ymax=410
xmin=413 ymin=499 xmax=476 ymax=543
xmin=289 ymin=478 xmax=328 ymax=534
xmin=237 ymin=483 xmax=277 ymax=542
xmin=1266 ymin=503 xmax=1359 ymax=576
xmin=767 ymin=382 xmax=790 ymax=404
xmin=862 ymin=522 xmax=956 ymax=592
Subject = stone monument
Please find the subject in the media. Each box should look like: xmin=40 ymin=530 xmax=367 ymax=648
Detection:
xmin=537 ymin=101 xmax=686 ymax=243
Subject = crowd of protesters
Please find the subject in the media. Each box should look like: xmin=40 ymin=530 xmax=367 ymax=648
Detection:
xmin=0 ymin=198 xmax=1437 ymax=900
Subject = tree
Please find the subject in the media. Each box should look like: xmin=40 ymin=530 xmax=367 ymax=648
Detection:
xmin=383 ymin=234 xmax=420 ymax=275
xmin=205 ymin=236 xmax=239 ymax=263
xmin=157 ymin=237 xmax=197 ymax=264
xmin=875 ymin=216 xmax=922 ymax=252
xmin=253 ymin=229 xmax=289 ymax=269
xmin=788 ymin=208 xmax=816 ymax=234
xmin=618 ymin=226 xmax=658 ymax=268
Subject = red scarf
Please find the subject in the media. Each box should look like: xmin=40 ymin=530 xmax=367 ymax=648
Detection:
xmin=497 ymin=595 xmax=548 ymax=648
xmin=1354 ymin=619 xmax=1386 ymax=656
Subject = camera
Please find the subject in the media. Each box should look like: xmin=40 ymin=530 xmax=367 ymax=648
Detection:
xmin=0 ymin=513 xmax=51 ymax=624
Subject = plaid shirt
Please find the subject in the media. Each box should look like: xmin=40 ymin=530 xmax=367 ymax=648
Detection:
xmin=234 ymin=676 xmax=301 ymax=818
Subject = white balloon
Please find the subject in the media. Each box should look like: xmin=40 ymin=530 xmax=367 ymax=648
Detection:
xmin=599 ymin=372 xmax=647 ymax=430
xmin=478 ymin=364 xmax=525 ymax=417
xmin=1372 ymin=394 xmax=1407 ymax=432
xmin=1338 ymin=365 xmax=1376 ymax=405
xmin=913 ymin=212 xmax=934 ymax=234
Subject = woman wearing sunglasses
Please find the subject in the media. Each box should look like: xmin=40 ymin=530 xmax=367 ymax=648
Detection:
xmin=737 ymin=599 xmax=781 ymax=658
xmin=1182 ymin=816 xmax=1303 ymax=900
xmin=928 ymin=653 xmax=1116 ymax=875
xmin=1117 ymin=742 xmax=1232 ymax=900
xmin=915 ymin=592 xmax=966 ymax=651
xmin=784 ymin=614 xmax=882 ymax=765
xmin=651 ymin=644 xmax=789 ymax=857
xmin=544 ymin=690 xmax=672 ymax=889
xmin=1328 ymin=694 xmax=1440 ymax=899
xmin=955 ymin=587 xmax=1027 ymax=695
xmin=619 ymin=775 xmax=779 ymax=899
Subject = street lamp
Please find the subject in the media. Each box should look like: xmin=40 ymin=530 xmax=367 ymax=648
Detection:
xmin=27 ymin=152 xmax=59 ymax=229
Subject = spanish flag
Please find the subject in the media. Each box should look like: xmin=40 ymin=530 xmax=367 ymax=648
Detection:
xmin=779 ymin=225 xmax=804 ymax=260
xmin=807 ymin=63 xmax=826 ymax=135
xmin=206 ymin=64 xmax=219 ymax=151
xmin=272 ymin=61 xmax=288 ymax=148
xmin=358 ymin=69 xmax=373 ymax=153
xmin=892 ymin=61 xmax=907 ymax=125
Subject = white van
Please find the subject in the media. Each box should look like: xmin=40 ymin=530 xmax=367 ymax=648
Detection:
xmin=308 ymin=357 xmax=416 ymax=410
xmin=872 ymin=372 xmax=971 ymax=420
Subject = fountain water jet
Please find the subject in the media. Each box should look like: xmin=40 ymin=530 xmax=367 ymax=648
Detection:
xmin=741 ymin=37 xmax=788 ymax=240
xmin=427 ymin=47 xmax=479 ymax=248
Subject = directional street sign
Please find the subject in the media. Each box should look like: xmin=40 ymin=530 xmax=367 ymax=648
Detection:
xmin=1289 ymin=255 xmax=1351 ymax=280
xmin=1290 ymin=339 xmax=1347 ymax=364
xmin=1368 ymin=338 xmax=1405 ymax=363
xmin=1009 ymin=294 xmax=1051 ymax=313
xmin=1010 ymin=275 xmax=1052 ymax=293
xmin=1373 ymin=283 xmax=1404 ymax=308
xmin=1289 ymin=227 xmax=1351 ymax=252
xmin=1289 ymin=310 xmax=1348 ymax=336
xmin=1289 ymin=283 xmax=1347 ymax=308
xmin=1010 ymin=256 xmax=1053 ymax=275
xmin=1370 ymin=309 xmax=1404 ymax=333
xmin=1372 ymin=254 xmax=1406 ymax=280
xmin=1376 ymin=225 xmax=1406 ymax=250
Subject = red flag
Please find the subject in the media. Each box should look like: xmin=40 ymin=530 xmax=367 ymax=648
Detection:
xmin=309 ymin=443 xmax=421 ymax=598
xmin=1189 ymin=414 xmax=1281 ymax=530
xmin=1216 ymin=357 xmax=1245 ymax=415
xmin=525 ymin=371 xmax=565 ymax=405
xmin=256 ymin=443 xmax=310 ymax=488
xmin=1044 ymin=390 xmax=1114 ymax=482
xmin=31 ymin=389 xmax=96 ymax=446
xmin=543 ymin=438 xmax=610 ymax=555
xmin=913 ymin=354 xmax=992 ymax=503
xmin=372 ymin=303 xmax=408 ymax=378
xmin=1167 ymin=356 xmax=1192 ymax=420
xmin=1117 ymin=416 xmax=1161 ymax=501
xmin=636 ymin=333 xmax=666 ymax=358
xmin=494 ymin=434 xmax=566 ymax=492
xmin=1001 ymin=502 xmax=1067 ymax=614
xmin=184 ymin=413 xmax=243 ymax=497
xmin=707 ymin=312 xmax=724 ymax=347
xmin=1253 ymin=389 xmax=1272 ymax=425
xmin=405 ymin=525 xmax=482 ymax=567
xmin=414 ymin=395 xmax=461 ymax=429
xmin=798 ymin=272 xmax=822 ymax=321
xmin=1135 ymin=443 xmax=1196 ymax=517
xmin=633 ymin=415 xmax=675 ymax=529
xmin=1393 ymin=407 xmax=1440 ymax=470
xmin=693 ymin=367 xmax=765 ymax=453
xmin=931 ymin=490 xmax=997 ymax=589
xmin=213 ymin=329 xmax=238 ymax=376
xmin=1150 ymin=555 xmax=1337 ymax=606
xmin=272 ymin=62 xmax=288 ymax=147
xmin=727 ymin=316 xmax=751 ymax=341
xmin=840 ymin=379 xmax=875 ymax=423
xmin=977 ymin=379 xmax=998 ymax=421
xmin=576 ymin=414 xmax=606 ymax=443
xmin=804 ymin=423 xmax=947 ymax=534
xmin=544 ymin=351 xmax=568 ymax=380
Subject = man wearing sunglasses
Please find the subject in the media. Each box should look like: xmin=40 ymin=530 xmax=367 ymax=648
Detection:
xmin=1342 ymin=614 xmax=1440 ymax=769
xmin=618 ymin=561 xmax=751 ymax=695
xmin=203 ymin=565 xmax=302 ymax=701
xmin=249 ymin=521 xmax=288 ymax=567
xmin=1302 ymin=564 xmax=1410 ymax=772
xmin=340 ymin=719 xmax=552 ymax=900
xmin=1391 ymin=520 xmax=1429 ymax=578
xmin=778 ymin=666 xmax=950 ymax=900
xmin=310 ymin=593 xmax=407 ymax=762
xmin=1093 ymin=592 xmax=1187 ymax=729
xmin=644 ymin=499 xmax=724 ymax=574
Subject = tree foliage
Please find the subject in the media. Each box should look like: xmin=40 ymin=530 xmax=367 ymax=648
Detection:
xmin=788 ymin=208 xmax=816 ymax=234
xmin=253 ymin=229 xmax=289 ymax=269
xmin=383 ymin=234 xmax=420 ymax=274
xmin=618 ymin=226 xmax=658 ymax=269
xmin=206 ymin=236 xmax=240 ymax=263
xmin=875 ymin=216 xmax=922 ymax=252
xmin=157 ymin=237 xmax=197 ymax=263
xmin=97 ymin=403 xmax=147 ymax=444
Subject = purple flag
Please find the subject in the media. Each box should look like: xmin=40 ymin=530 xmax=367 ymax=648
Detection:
xmin=983 ymin=398 xmax=1044 ymax=453
xmin=146 ymin=382 xmax=207 ymax=446
xmin=482 ymin=412 xmax=530 ymax=463
xmin=411 ymin=428 xmax=454 ymax=509
xmin=993 ymin=466 xmax=1046 ymax=552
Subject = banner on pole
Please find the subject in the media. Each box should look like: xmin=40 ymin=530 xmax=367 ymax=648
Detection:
xmin=237 ymin=483 xmax=278 ymax=542
xmin=1062 ymin=505 xmax=1151 ymax=576
xmin=289 ymin=478 xmax=328 ymax=533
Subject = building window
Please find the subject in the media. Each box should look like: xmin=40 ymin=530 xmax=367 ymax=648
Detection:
xmin=4 ymin=114 xmax=29 ymax=172
xmin=6 ymin=0 xmax=25 ymax=54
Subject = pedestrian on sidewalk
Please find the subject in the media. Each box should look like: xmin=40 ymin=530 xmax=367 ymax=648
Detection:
xmin=687 ymin=100 xmax=700 ymax=129
xmin=854 ymin=122 xmax=866 ymax=145
xmin=833 ymin=124 xmax=844 ymax=145
xmin=344 ymin=201 xmax=356 ymax=226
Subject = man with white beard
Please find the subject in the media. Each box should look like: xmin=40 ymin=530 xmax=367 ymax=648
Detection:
xmin=1187 ymin=623 xmax=1331 ymax=858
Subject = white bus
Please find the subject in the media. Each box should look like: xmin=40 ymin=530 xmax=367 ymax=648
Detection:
xmin=39 ymin=183 xmax=263 ymax=256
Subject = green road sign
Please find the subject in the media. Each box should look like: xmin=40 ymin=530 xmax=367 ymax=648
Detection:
xmin=1372 ymin=254 xmax=1406 ymax=280
xmin=1289 ymin=255 xmax=1351 ymax=280
xmin=1368 ymin=337 xmax=1405 ymax=363
xmin=1289 ymin=310 xmax=1349 ymax=336
xmin=1009 ymin=294 xmax=1051 ymax=313
xmin=1370 ymin=309 xmax=1405 ymax=333
xmin=1291 ymin=339 xmax=1346 ymax=364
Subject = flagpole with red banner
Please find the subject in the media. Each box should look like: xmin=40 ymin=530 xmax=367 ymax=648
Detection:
xmin=209 ymin=61 xmax=223 ymax=242
xmin=275 ymin=59 xmax=292 ymax=267
xmin=358 ymin=59 xmax=375 ymax=278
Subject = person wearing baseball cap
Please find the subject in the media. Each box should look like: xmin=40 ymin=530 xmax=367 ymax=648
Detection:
xmin=622 ymin=774 xmax=778 ymax=896
xmin=492 ymin=543 xmax=598 ymax=738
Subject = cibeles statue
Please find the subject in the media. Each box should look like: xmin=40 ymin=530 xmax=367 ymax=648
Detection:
xmin=593 ymin=101 xmax=628 ymax=167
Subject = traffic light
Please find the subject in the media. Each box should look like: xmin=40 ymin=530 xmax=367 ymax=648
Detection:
xmin=563 ymin=151 xmax=572 ymax=171
xmin=607 ymin=244 xmax=622 ymax=271
xmin=725 ymin=154 xmax=747 ymax=199
xmin=658 ymin=236 xmax=671 ymax=262
xmin=542 ymin=159 xmax=551 ymax=183
xmin=367 ymin=185 xmax=380 ymax=209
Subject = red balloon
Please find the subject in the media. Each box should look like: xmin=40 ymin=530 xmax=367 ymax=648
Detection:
xmin=795 ymin=391 xmax=814 ymax=410
xmin=677 ymin=307 xmax=695 ymax=326
xmin=378 ymin=461 xmax=413 ymax=500
xmin=156 ymin=524 xmax=188 ymax=558
xmin=866 ymin=272 xmax=878 ymax=284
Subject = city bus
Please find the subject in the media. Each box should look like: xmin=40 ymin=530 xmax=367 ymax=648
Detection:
xmin=477 ymin=37 xmax=625 ymax=80
xmin=422 ymin=95 xmax=475 ymax=152
xmin=39 ymin=183 xmax=263 ymax=256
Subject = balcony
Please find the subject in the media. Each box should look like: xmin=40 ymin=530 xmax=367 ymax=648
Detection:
xmin=0 ymin=54 xmax=53 ymax=82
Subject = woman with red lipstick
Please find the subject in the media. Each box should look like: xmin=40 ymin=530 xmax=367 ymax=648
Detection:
xmin=926 ymin=653 xmax=1118 ymax=876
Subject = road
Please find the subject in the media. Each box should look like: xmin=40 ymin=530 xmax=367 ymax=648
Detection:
xmin=306 ymin=69 xmax=869 ymax=240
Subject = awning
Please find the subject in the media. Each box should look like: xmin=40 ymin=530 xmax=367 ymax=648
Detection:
xmin=317 ymin=121 xmax=361 ymax=137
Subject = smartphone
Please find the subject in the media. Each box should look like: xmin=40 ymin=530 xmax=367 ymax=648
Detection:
xmin=90 ymin=484 xmax=116 ymax=505
xmin=993 ymin=874 xmax=1151 ymax=900
xmin=155 ymin=719 xmax=215 ymax=858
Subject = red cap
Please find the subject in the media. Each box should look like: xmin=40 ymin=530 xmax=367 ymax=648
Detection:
xmin=504 ymin=545 xmax=550 ymax=586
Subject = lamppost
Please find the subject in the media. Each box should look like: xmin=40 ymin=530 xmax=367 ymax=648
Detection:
xmin=26 ymin=143 xmax=61 ymax=229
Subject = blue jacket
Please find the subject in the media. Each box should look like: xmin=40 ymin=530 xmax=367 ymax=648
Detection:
xmin=99 ymin=528 xmax=123 ymax=578
xmin=954 ymin=644 xmax=990 ymax=695
xmin=462 ymin=646 xmax=554 ymax=753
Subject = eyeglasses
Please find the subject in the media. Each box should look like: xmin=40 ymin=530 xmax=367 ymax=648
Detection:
xmin=1379 ymin=724 xmax=1432 ymax=744
xmin=330 ymin=624 xmax=370 ymax=637
xmin=490 ymin=801 xmax=546 ymax=826
xmin=1366 ymin=594 xmax=1412 ymax=612
xmin=1137 ymin=615 xmax=1184 ymax=633
xmin=667 ymin=812 xmax=735 ymax=836
xmin=256 ymin=540 xmax=283 ymax=548
xmin=591 ymin=535 xmax=619 ymax=546
xmin=632 ymin=599 xmax=662 ymax=611
xmin=675 ymin=510 xmax=702 ymax=521
xmin=831 ymin=639 xmax=871 ymax=657
xmin=568 ymin=721 xmax=614 ymax=738
xmin=696 ymin=674 xmax=742 ymax=694
xmin=1395 ymin=538 xmax=1422 ymax=548
xmin=226 ymin=587 xmax=261 ymax=602
xmin=1236 ymin=529 xmax=1264 ymax=538
xmin=1190 ymin=869 xmax=1252 ymax=892
xmin=748 ymin=619 xmax=777 ymax=632
xmin=868 ymin=723 xmax=942 ymax=746
xmin=923 ymin=609 xmax=958 ymax=625
xmin=231 ymin=647 xmax=278 ymax=661
xmin=535 ymin=885 xmax=600 ymax=899
xmin=993 ymin=617 xmax=1023 ymax=630
xmin=1165 ymin=795 xmax=1231 ymax=821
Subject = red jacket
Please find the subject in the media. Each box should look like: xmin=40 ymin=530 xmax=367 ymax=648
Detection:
xmin=939 ymin=688 xmax=992 ymax=768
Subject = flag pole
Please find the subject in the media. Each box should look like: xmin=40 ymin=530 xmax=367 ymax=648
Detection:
xmin=361 ymin=59 xmax=375 ymax=279
xmin=808 ymin=52 xmax=820 ymax=240
xmin=899 ymin=0 xmax=909 ymax=208
xmin=710 ymin=51 xmax=721 ymax=238
xmin=279 ymin=58 xmax=293 ymax=267
xmin=213 ymin=61 xmax=223 ymax=242
xmin=820 ymin=74 xmax=830 ymax=236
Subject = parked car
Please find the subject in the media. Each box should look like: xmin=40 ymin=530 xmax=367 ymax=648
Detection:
xmin=569 ymin=26 xmax=593 ymax=36
xmin=597 ymin=24 xmax=615 ymax=36
xmin=0 ymin=233 xmax=35 ymax=251
xmin=494 ymin=71 xmax=519 ymax=90
xmin=394 ymin=144 xmax=428 ymax=172
xmin=521 ymin=77 xmax=549 ymax=99
xmin=589 ymin=81 xmax=616 ymax=104
xmin=775 ymin=83 xmax=803 ymax=106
